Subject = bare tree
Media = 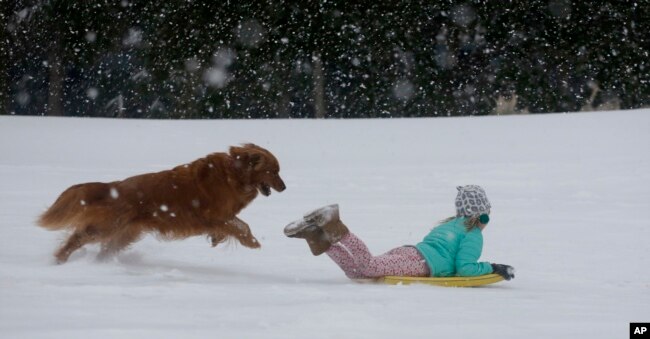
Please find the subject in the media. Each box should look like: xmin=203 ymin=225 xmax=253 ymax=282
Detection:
xmin=46 ymin=33 xmax=64 ymax=116
xmin=312 ymin=53 xmax=326 ymax=118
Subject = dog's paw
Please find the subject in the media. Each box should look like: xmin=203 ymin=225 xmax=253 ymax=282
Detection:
xmin=251 ymin=238 xmax=261 ymax=248
xmin=242 ymin=237 xmax=261 ymax=249
xmin=210 ymin=234 xmax=228 ymax=247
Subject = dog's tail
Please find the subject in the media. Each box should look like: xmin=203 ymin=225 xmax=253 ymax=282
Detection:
xmin=38 ymin=183 xmax=108 ymax=230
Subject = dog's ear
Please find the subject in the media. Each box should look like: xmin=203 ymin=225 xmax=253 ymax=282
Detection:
xmin=229 ymin=145 xmax=264 ymax=170
xmin=249 ymin=152 xmax=263 ymax=170
xmin=229 ymin=146 xmax=248 ymax=169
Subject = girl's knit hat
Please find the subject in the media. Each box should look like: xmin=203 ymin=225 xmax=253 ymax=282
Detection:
xmin=455 ymin=185 xmax=491 ymax=218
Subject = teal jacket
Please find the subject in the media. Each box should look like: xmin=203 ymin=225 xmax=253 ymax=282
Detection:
xmin=415 ymin=217 xmax=493 ymax=277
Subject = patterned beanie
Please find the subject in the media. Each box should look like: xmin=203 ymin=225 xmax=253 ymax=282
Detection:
xmin=455 ymin=185 xmax=491 ymax=218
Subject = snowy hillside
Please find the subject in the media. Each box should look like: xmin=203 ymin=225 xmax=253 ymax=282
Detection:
xmin=1 ymin=110 xmax=649 ymax=339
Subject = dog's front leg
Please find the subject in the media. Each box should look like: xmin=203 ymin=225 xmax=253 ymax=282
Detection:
xmin=225 ymin=217 xmax=261 ymax=249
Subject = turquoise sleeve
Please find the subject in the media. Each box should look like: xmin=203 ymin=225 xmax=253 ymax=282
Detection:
xmin=455 ymin=230 xmax=493 ymax=276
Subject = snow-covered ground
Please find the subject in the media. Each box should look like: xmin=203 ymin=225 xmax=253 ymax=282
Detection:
xmin=1 ymin=110 xmax=649 ymax=339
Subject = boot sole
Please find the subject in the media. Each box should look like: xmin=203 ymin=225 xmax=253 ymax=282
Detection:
xmin=284 ymin=219 xmax=315 ymax=237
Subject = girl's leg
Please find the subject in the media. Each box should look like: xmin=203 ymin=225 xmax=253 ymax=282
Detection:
xmin=330 ymin=232 xmax=430 ymax=278
xmin=357 ymin=246 xmax=430 ymax=278
xmin=325 ymin=243 xmax=364 ymax=279
xmin=338 ymin=232 xmax=373 ymax=265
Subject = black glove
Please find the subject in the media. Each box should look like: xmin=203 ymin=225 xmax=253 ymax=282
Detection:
xmin=491 ymin=263 xmax=515 ymax=281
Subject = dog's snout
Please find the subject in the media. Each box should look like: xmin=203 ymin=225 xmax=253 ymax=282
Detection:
xmin=275 ymin=177 xmax=286 ymax=192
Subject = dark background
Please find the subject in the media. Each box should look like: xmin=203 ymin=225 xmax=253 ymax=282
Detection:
xmin=3 ymin=0 xmax=649 ymax=118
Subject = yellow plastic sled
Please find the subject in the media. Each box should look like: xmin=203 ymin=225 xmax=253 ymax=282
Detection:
xmin=381 ymin=274 xmax=504 ymax=287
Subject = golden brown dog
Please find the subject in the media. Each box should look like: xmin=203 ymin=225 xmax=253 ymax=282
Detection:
xmin=38 ymin=143 xmax=286 ymax=264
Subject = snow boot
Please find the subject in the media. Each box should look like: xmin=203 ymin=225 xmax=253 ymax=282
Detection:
xmin=284 ymin=204 xmax=349 ymax=256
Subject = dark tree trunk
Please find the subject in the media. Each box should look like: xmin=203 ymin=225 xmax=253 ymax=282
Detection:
xmin=47 ymin=34 xmax=64 ymax=116
xmin=0 ymin=4 xmax=8 ymax=115
xmin=312 ymin=53 xmax=326 ymax=118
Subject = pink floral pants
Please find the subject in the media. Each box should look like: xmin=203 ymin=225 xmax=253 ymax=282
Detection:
xmin=326 ymin=232 xmax=430 ymax=279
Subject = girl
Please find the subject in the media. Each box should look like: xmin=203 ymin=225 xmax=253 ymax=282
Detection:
xmin=284 ymin=185 xmax=514 ymax=280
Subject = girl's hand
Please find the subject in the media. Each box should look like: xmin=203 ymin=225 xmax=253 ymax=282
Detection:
xmin=491 ymin=263 xmax=515 ymax=280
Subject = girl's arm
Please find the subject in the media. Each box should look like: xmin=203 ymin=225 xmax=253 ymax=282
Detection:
xmin=455 ymin=231 xmax=493 ymax=276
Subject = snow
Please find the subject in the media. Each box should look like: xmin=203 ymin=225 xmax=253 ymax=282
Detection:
xmin=122 ymin=28 xmax=143 ymax=47
xmin=86 ymin=87 xmax=99 ymax=100
xmin=203 ymin=68 xmax=229 ymax=89
xmin=110 ymin=187 xmax=119 ymax=199
xmin=1 ymin=110 xmax=649 ymax=338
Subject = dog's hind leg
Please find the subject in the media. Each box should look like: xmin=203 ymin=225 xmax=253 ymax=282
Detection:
xmin=55 ymin=225 xmax=98 ymax=264
xmin=209 ymin=229 xmax=229 ymax=248
xmin=97 ymin=228 xmax=142 ymax=261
